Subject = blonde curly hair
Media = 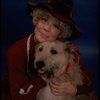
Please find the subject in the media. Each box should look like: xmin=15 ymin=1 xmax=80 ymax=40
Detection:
xmin=30 ymin=8 xmax=72 ymax=41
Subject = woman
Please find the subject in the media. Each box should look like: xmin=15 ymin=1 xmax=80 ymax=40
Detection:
xmin=7 ymin=0 xmax=94 ymax=100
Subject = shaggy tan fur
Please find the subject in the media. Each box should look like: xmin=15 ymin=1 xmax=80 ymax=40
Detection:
xmin=34 ymin=40 xmax=94 ymax=100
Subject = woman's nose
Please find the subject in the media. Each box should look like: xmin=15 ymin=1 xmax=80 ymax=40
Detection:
xmin=43 ymin=22 xmax=52 ymax=32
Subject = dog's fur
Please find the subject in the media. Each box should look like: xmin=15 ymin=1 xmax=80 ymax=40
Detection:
xmin=33 ymin=40 xmax=93 ymax=100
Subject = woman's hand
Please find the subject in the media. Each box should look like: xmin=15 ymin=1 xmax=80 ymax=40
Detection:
xmin=49 ymin=80 xmax=77 ymax=96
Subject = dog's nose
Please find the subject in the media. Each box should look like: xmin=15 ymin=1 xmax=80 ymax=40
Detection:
xmin=35 ymin=61 xmax=45 ymax=68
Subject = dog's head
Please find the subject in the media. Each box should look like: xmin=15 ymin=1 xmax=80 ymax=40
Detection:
xmin=34 ymin=40 xmax=80 ymax=80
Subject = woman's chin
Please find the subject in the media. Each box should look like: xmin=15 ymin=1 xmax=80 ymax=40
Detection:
xmin=37 ymin=37 xmax=48 ymax=43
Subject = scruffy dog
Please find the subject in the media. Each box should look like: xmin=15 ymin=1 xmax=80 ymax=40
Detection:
xmin=34 ymin=40 xmax=92 ymax=100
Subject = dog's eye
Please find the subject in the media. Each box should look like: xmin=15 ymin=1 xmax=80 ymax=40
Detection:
xmin=51 ymin=49 xmax=58 ymax=55
xmin=38 ymin=46 xmax=43 ymax=52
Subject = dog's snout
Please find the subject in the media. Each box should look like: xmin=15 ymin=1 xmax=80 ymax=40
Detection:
xmin=35 ymin=61 xmax=45 ymax=68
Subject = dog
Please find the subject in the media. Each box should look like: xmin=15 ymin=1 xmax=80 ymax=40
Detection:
xmin=33 ymin=40 xmax=93 ymax=100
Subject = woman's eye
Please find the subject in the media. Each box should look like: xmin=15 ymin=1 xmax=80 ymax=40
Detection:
xmin=51 ymin=49 xmax=58 ymax=55
xmin=41 ymin=18 xmax=48 ymax=22
xmin=54 ymin=24 xmax=59 ymax=29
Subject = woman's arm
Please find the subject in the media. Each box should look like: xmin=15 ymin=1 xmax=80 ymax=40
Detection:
xmin=49 ymin=65 xmax=94 ymax=96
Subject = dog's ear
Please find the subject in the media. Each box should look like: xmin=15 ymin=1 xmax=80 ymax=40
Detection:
xmin=64 ymin=46 xmax=72 ymax=53
xmin=65 ymin=44 xmax=80 ymax=63
xmin=70 ymin=48 xmax=80 ymax=64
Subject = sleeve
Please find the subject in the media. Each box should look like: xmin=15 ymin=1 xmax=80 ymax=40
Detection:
xmin=7 ymin=41 xmax=46 ymax=100
xmin=76 ymin=64 xmax=95 ymax=95
xmin=69 ymin=43 xmax=95 ymax=95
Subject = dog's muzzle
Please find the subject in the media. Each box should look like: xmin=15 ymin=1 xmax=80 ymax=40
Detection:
xmin=35 ymin=60 xmax=45 ymax=69
xmin=35 ymin=60 xmax=54 ymax=79
xmin=35 ymin=60 xmax=46 ymax=75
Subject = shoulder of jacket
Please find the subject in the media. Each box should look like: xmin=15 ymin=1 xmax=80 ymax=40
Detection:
xmin=8 ymin=36 xmax=29 ymax=53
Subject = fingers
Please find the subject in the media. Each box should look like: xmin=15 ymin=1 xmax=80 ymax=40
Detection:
xmin=49 ymin=80 xmax=77 ymax=96
xmin=50 ymin=80 xmax=70 ymax=89
xmin=50 ymin=86 xmax=64 ymax=96
xmin=49 ymin=80 xmax=65 ymax=96
xmin=49 ymin=80 xmax=60 ymax=89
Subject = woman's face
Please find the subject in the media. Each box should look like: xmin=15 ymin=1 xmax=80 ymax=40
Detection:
xmin=34 ymin=17 xmax=61 ymax=43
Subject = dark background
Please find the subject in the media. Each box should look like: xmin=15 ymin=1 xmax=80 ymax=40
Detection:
xmin=1 ymin=0 xmax=99 ymax=96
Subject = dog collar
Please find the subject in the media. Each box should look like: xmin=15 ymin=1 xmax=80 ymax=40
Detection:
xmin=65 ymin=63 xmax=73 ymax=73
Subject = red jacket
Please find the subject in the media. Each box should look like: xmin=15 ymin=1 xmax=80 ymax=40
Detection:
xmin=7 ymin=34 xmax=94 ymax=100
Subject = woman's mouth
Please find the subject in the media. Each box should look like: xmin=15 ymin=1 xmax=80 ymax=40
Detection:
xmin=39 ymin=32 xmax=49 ymax=39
